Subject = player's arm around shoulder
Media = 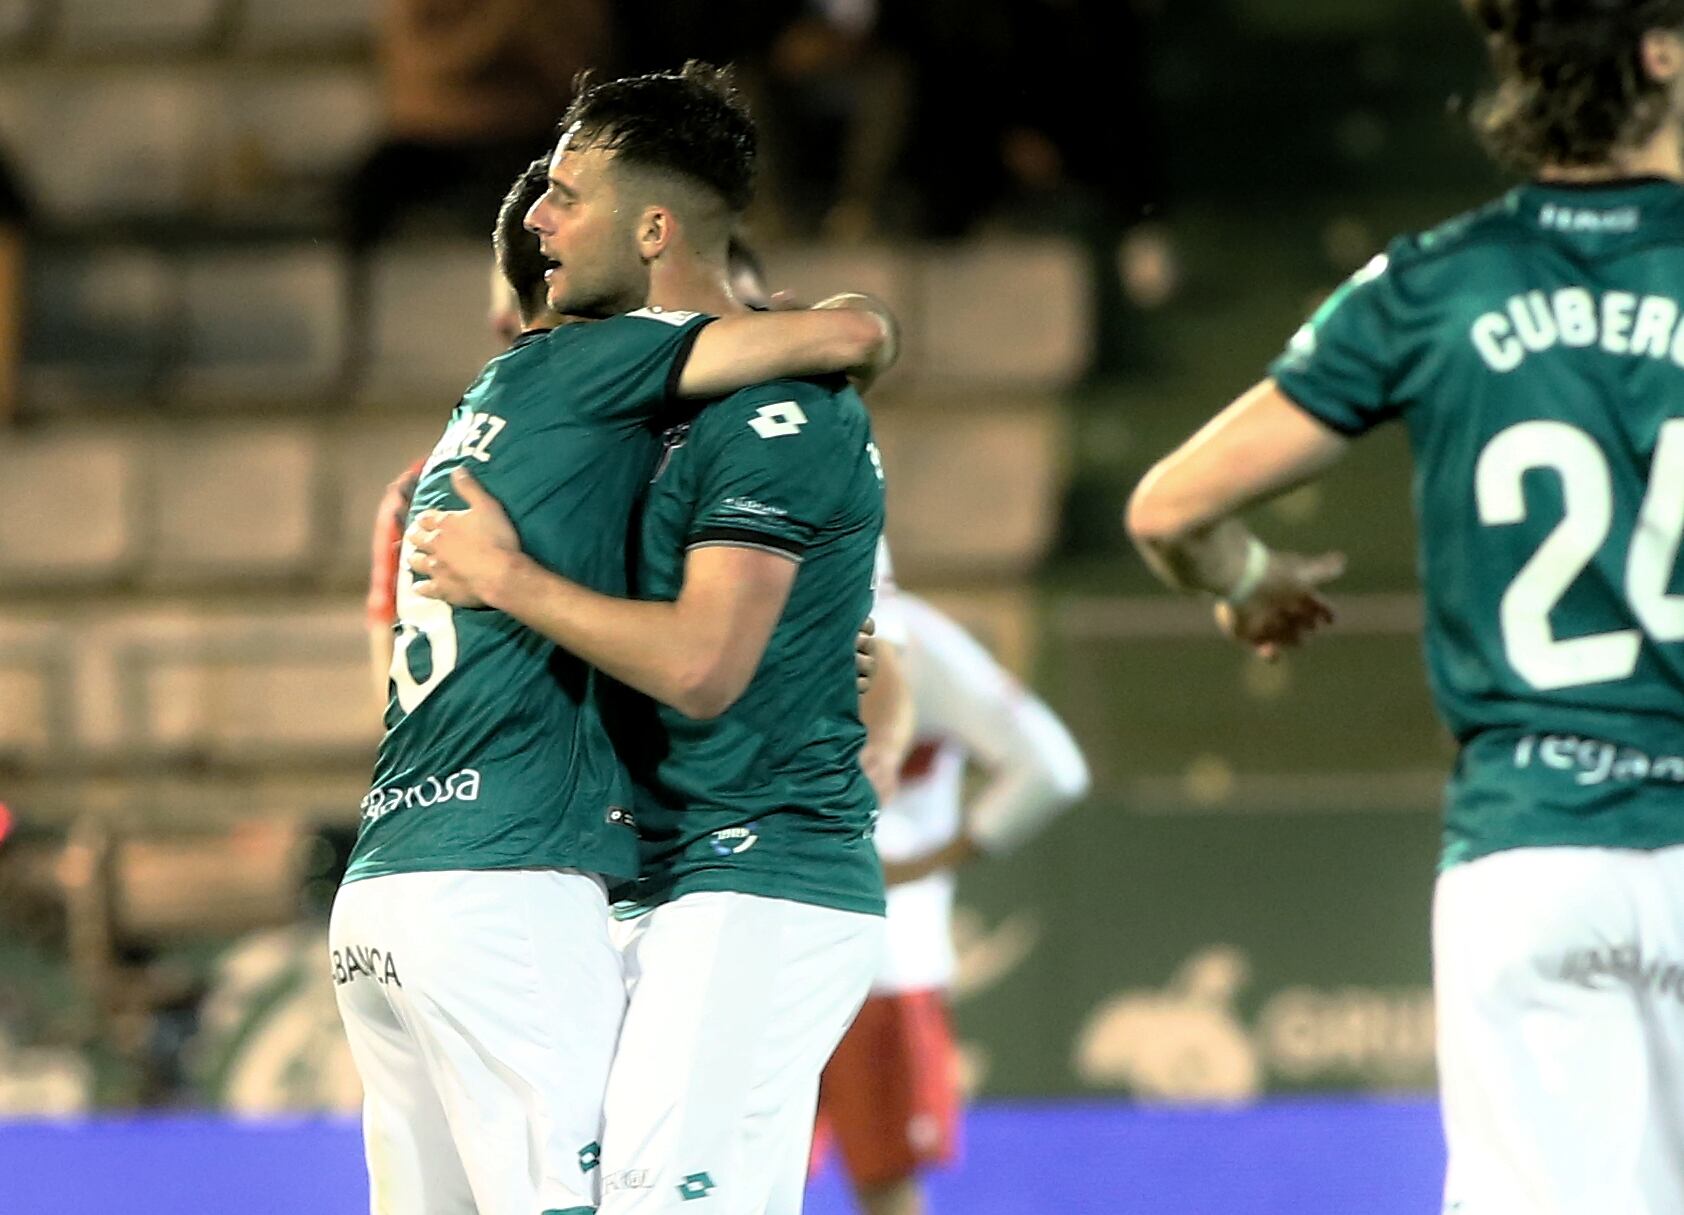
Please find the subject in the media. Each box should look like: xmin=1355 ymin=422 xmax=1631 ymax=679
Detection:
xmin=677 ymin=294 xmax=898 ymax=398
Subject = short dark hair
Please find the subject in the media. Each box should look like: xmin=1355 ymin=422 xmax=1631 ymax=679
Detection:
xmin=558 ymin=61 xmax=757 ymax=215
xmin=1463 ymin=0 xmax=1684 ymax=171
xmin=493 ymin=156 xmax=554 ymax=321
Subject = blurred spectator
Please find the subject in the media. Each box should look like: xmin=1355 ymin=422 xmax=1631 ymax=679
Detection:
xmin=57 ymin=818 xmax=315 ymax=1106
xmin=612 ymin=3 xmax=916 ymax=242
xmin=0 ymin=151 xmax=28 ymax=423
xmin=997 ymin=0 xmax=1181 ymax=370
xmin=898 ymin=0 xmax=1178 ymax=374
xmin=344 ymin=0 xmax=615 ymax=247
xmin=742 ymin=2 xmax=915 ymax=242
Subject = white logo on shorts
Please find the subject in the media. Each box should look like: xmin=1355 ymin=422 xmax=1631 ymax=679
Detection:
xmin=605 ymin=1169 xmax=654 ymax=1193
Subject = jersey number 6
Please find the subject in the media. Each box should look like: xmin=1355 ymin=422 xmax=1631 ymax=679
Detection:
xmin=390 ymin=537 xmax=460 ymax=712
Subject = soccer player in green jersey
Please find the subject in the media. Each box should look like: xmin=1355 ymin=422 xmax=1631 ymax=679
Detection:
xmin=1128 ymin=4 xmax=1684 ymax=1211
xmin=332 ymin=74 xmax=898 ymax=1215
xmin=409 ymin=66 xmax=891 ymax=1215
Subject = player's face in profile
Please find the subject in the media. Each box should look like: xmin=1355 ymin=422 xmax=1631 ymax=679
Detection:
xmin=525 ymin=134 xmax=645 ymax=319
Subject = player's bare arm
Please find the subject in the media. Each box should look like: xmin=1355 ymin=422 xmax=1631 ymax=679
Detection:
xmin=1127 ymin=378 xmax=1350 ymax=660
xmin=408 ymin=468 xmax=794 ymax=719
xmin=365 ymin=461 xmax=424 ymax=706
xmin=676 ymin=293 xmax=899 ymax=398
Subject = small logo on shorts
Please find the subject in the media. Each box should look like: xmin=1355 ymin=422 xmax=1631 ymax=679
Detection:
xmin=709 ymin=823 xmax=758 ymax=856
xmin=676 ymin=1172 xmax=716 ymax=1201
xmin=578 ymin=1142 xmax=600 ymax=1172
xmin=605 ymin=1169 xmax=652 ymax=1193
xmin=606 ymin=805 xmax=637 ymax=830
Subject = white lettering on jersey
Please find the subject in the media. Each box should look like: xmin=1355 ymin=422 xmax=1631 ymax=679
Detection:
xmin=627 ymin=306 xmax=701 ymax=327
xmin=425 ymin=411 xmax=509 ymax=470
xmin=1470 ymin=290 xmax=1684 ymax=372
xmin=748 ymin=401 xmax=808 ymax=439
xmin=1538 ymin=203 xmax=1640 ymax=234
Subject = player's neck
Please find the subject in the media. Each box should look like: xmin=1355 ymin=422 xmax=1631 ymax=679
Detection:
xmin=647 ymin=254 xmax=745 ymax=317
xmin=1537 ymin=130 xmax=1684 ymax=185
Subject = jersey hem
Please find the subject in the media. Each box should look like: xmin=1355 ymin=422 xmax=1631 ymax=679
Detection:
xmin=625 ymin=869 xmax=886 ymax=918
xmin=342 ymin=855 xmax=632 ymax=885
xmin=1440 ymin=834 xmax=1684 ymax=872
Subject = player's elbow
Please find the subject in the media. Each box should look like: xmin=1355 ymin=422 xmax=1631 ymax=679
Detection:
xmin=1125 ymin=471 xmax=1199 ymax=546
xmin=668 ymin=662 xmax=749 ymax=721
xmin=813 ymin=294 xmax=897 ymax=375
xmin=1044 ymin=750 xmax=1092 ymax=806
xmin=830 ymin=308 xmax=888 ymax=367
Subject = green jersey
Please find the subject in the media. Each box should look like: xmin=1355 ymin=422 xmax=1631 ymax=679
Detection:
xmin=1271 ymin=178 xmax=1684 ymax=866
xmin=608 ymin=376 xmax=887 ymax=916
xmin=346 ymin=309 xmax=715 ymax=885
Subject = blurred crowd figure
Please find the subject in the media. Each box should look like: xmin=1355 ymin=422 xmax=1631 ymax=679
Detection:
xmin=348 ymin=0 xmax=1177 ymax=318
xmin=343 ymin=0 xmax=612 ymax=248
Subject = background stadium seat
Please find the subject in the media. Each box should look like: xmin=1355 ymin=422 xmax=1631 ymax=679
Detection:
xmin=877 ymin=399 xmax=1067 ymax=577
xmin=324 ymin=413 xmax=453 ymax=583
xmin=207 ymin=72 xmax=378 ymax=214
xmin=234 ymin=0 xmax=375 ymax=54
xmin=0 ymin=70 xmax=204 ymax=221
xmin=145 ymin=425 xmax=317 ymax=582
xmin=360 ymin=242 xmax=504 ymax=403
xmin=916 ymin=241 xmax=1093 ymax=389
xmin=118 ymin=607 xmax=375 ymax=759
xmin=55 ymin=0 xmax=225 ymax=53
xmin=0 ymin=0 xmax=42 ymax=51
xmin=177 ymin=248 xmax=346 ymax=401
xmin=0 ymin=621 xmax=70 ymax=761
xmin=0 ymin=429 xmax=140 ymax=585
xmin=24 ymin=245 xmax=172 ymax=401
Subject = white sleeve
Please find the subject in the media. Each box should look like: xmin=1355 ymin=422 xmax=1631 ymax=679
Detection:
xmin=905 ymin=597 xmax=1090 ymax=854
xmin=869 ymin=537 xmax=909 ymax=649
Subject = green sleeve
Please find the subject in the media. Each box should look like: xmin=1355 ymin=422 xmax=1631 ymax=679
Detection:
xmin=550 ymin=308 xmax=716 ymax=422
xmin=1269 ymin=252 xmax=1402 ymax=437
xmin=687 ymin=380 xmax=854 ymax=561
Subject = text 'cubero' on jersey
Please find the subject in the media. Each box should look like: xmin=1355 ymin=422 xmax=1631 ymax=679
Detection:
xmin=1270 ymin=179 xmax=1684 ymax=865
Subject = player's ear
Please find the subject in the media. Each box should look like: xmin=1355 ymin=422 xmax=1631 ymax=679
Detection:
xmin=637 ymin=205 xmax=676 ymax=261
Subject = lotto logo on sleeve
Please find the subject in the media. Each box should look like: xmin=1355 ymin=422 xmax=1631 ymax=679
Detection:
xmin=748 ymin=402 xmax=807 ymax=439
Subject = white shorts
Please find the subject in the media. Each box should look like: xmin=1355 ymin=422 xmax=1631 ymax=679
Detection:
xmin=330 ymin=868 xmax=626 ymax=1215
xmin=1435 ymin=845 xmax=1684 ymax=1215
xmin=599 ymin=891 xmax=885 ymax=1215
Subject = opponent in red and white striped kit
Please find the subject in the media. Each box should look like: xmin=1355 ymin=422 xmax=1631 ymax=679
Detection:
xmin=815 ymin=592 xmax=1089 ymax=1215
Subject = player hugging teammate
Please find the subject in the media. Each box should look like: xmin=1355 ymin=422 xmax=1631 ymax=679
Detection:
xmin=339 ymin=63 xmax=898 ymax=1215
xmin=1130 ymin=3 xmax=1684 ymax=1212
